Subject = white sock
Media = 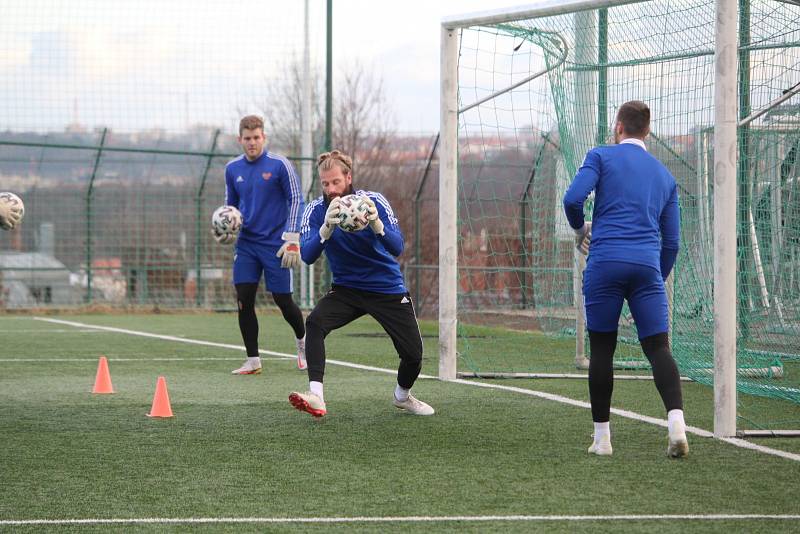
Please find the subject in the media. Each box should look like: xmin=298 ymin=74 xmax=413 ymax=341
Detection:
xmin=309 ymin=381 xmax=324 ymax=402
xmin=667 ymin=409 xmax=685 ymax=435
xmin=394 ymin=385 xmax=410 ymax=402
xmin=249 ymin=356 xmax=261 ymax=366
xmin=593 ymin=421 xmax=610 ymax=441
xmin=296 ymin=336 xmax=305 ymax=348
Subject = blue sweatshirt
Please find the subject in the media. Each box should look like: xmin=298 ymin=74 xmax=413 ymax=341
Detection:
xmin=563 ymin=141 xmax=680 ymax=278
xmin=224 ymin=150 xmax=304 ymax=247
xmin=300 ymin=190 xmax=407 ymax=294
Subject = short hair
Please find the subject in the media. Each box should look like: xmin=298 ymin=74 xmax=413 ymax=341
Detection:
xmin=239 ymin=115 xmax=264 ymax=136
xmin=615 ymin=100 xmax=650 ymax=137
xmin=317 ymin=149 xmax=352 ymax=175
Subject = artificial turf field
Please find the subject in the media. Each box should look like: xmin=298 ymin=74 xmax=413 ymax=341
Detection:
xmin=1 ymin=311 xmax=798 ymax=533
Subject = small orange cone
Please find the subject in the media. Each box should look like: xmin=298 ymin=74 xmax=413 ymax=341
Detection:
xmin=147 ymin=376 xmax=174 ymax=418
xmin=92 ymin=356 xmax=114 ymax=394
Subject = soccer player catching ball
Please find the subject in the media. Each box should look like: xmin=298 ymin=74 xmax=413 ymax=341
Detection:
xmin=563 ymin=101 xmax=688 ymax=458
xmin=288 ymin=150 xmax=433 ymax=418
xmin=216 ymin=115 xmax=307 ymax=375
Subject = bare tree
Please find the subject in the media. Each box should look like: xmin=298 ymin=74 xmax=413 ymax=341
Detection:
xmin=251 ymin=60 xmax=325 ymax=158
xmin=332 ymin=60 xmax=395 ymax=185
xmin=254 ymin=59 xmax=396 ymax=190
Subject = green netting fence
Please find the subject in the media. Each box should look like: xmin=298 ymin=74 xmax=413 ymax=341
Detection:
xmin=0 ymin=1 xmax=329 ymax=309
xmin=0 ymin=1 xmax=438 ymax=313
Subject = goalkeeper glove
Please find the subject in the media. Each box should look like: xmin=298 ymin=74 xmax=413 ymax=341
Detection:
xmin=361 ymin=196 xmax=385 ymax=236
xmin=574 ymin=221 xmax=591 ymax=255
xmin=319 ymin=197 xmax=342 ymax=242
xmin=276 ymin=232 xmax=301 ymax=268
xmin=212 ymin=228 xmax=237 ymax=246
xmin=0 ymin=199 xmax=23 ymax=231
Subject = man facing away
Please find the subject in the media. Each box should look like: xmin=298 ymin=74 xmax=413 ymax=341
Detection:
xmin=215 ymin=115 xmax=307 ymax=375
xmin=288 ymin=150 xmax=433 ymax=418
xmin=563 ymin=100 xmax=688 ymax=458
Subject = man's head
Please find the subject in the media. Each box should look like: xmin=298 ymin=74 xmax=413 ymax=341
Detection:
xmin=613 ymin=100 xmax=650 ymax=143
xmin=317 ymin=150 xmax=354 ymax=201
xmin=238 ymin=115 xmax=266 ymax=161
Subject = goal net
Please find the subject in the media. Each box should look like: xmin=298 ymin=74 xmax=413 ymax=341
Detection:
xmin=441 ymin=0 xmax=800 ymax=432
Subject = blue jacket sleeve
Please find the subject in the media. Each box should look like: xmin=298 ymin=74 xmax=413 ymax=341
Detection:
xmin=224 ymin=165 xmax=239 ymax=208
xmin=371 ymin=192 xmax=404 ymax=257
xmin=659 ymin=183 xmax=681 ymax=280
xmin=279 ymin=158 xmax=304 ymax=234
xmin=563 ymin=149 xmax=601 ymax=230
xmin=300 ymin=203 xmax=325 ymax=264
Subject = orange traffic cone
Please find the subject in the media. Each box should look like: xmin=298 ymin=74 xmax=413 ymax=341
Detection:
xmin=147 ymin=376 xmax=174 ymax=418
xmin=92 ymin=356 xmax=114 ymax=394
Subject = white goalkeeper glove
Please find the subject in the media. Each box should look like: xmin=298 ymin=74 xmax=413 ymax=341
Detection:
xmin=0 ymin=198 xmax=24 ymax=231
xmin=319 ymin=197 xmax=342 ymax=243
xmin=574 ymin=221 xmax=592 ymax=255
xmin=361 ymin=196 xmax=385 ymax=236
xmin=212 ymin=228 xmax=237 ymax=246
xmin=276 ymin=232 xmax=301 ymax=268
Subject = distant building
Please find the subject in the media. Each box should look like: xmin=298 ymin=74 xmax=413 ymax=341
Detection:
xmin=0 ymin=252 xmax=79 ymax=308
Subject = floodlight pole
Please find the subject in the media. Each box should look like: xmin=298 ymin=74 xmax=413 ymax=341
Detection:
xmin=325 ymin=0 xmax=333 ymax=153
xmin=713 ymin=0 xmax=738 ymax=438
xmin=301 ymin=0 xmax=314 ymax=309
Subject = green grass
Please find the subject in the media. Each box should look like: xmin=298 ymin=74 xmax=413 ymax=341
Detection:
xmin=1 ymin=312 xmax=799 ymax=533
xmin=456 ymin=322 xmax=800 ymax=436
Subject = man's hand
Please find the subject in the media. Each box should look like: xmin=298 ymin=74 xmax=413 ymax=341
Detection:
xmin=276 ymin=232 xmax=301 ymax=268
xmin=0 ymin=198 xmax=23 ymax=231
xmin=361 ymin=196 xmax=385 ymax=236
xmin=574 ymin=221 xmax=592 ymax=255
xmin=319 ymin=197 xmax=342 ymax=242
xmin=212 ymin=228 xmax=237 ymax=246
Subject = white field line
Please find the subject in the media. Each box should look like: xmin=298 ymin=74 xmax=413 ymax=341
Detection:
xmin=34 ymin=317 xmax=289 ymax=359
xmin=0 ymin=357 xmax=285 ymax=362
xmin=31 ymin=317 xmax=800 ymax=463
xmin=33 ymin=317 xmax=411 ymax=376
xmin=1 ymin=514 xmax=799 ymax=526
xmin=0 ymin=329 xmax=110 ymax=333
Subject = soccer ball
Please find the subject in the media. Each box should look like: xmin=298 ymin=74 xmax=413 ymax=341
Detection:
xmin=211 ymin=205 xmax=243 ymax=235
xmin=0 ymin=192 xmax=25 ymax=231
xmin=337 ymin=194 xmax=370 ymax=233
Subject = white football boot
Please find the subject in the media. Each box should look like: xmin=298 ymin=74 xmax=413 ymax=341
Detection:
xmin=231 ymin=357 xmax=262 ymax=375
xmin=588 ymin=434 xmax=613 ymax=456
xmin=289 ymin=391 xmax=327 ymax=417
xmin=393 ymin=393 xmax=435 ymax=416
xmin=667 ymin=421 xmax=689 ymax=458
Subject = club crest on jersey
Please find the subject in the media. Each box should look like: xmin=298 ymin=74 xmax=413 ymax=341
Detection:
xmin=262 ymin=172 xmax=272 ymax=181
xmin=236 ymin=176 xmax=244 ymax=183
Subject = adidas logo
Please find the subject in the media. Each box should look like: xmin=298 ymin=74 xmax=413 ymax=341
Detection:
xmin=401 ymin=296 xmax=410 ymax=304
xmin=236 ymin=176 xmax=244 ymax=183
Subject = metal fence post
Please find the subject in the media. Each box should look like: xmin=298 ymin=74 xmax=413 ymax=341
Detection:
xmin=195 ymin=129 xmax=221 ymax=307
xmin=86 ymin=128 xmax=108 ymax=303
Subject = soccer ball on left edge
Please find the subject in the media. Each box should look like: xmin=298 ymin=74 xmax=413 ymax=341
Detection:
xmin=337 ymin=194 xmax=370 ymax=233
xmin=211 ymin=205 xmax=243 ymax=235
xmin=0 ymin=192 xmax=25 ymax=231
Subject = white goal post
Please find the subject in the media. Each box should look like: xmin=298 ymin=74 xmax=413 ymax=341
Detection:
xmin=438 ymin=0 xmax=738 ymax=437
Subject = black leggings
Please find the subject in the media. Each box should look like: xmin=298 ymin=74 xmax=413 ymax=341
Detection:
xmin=304 ymin=286 xmax=423 ymax=387
xmin=236 ymin=283 xmax=305 ymax=357
xmin=588 ymin=330 xmax=683 ymax=422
